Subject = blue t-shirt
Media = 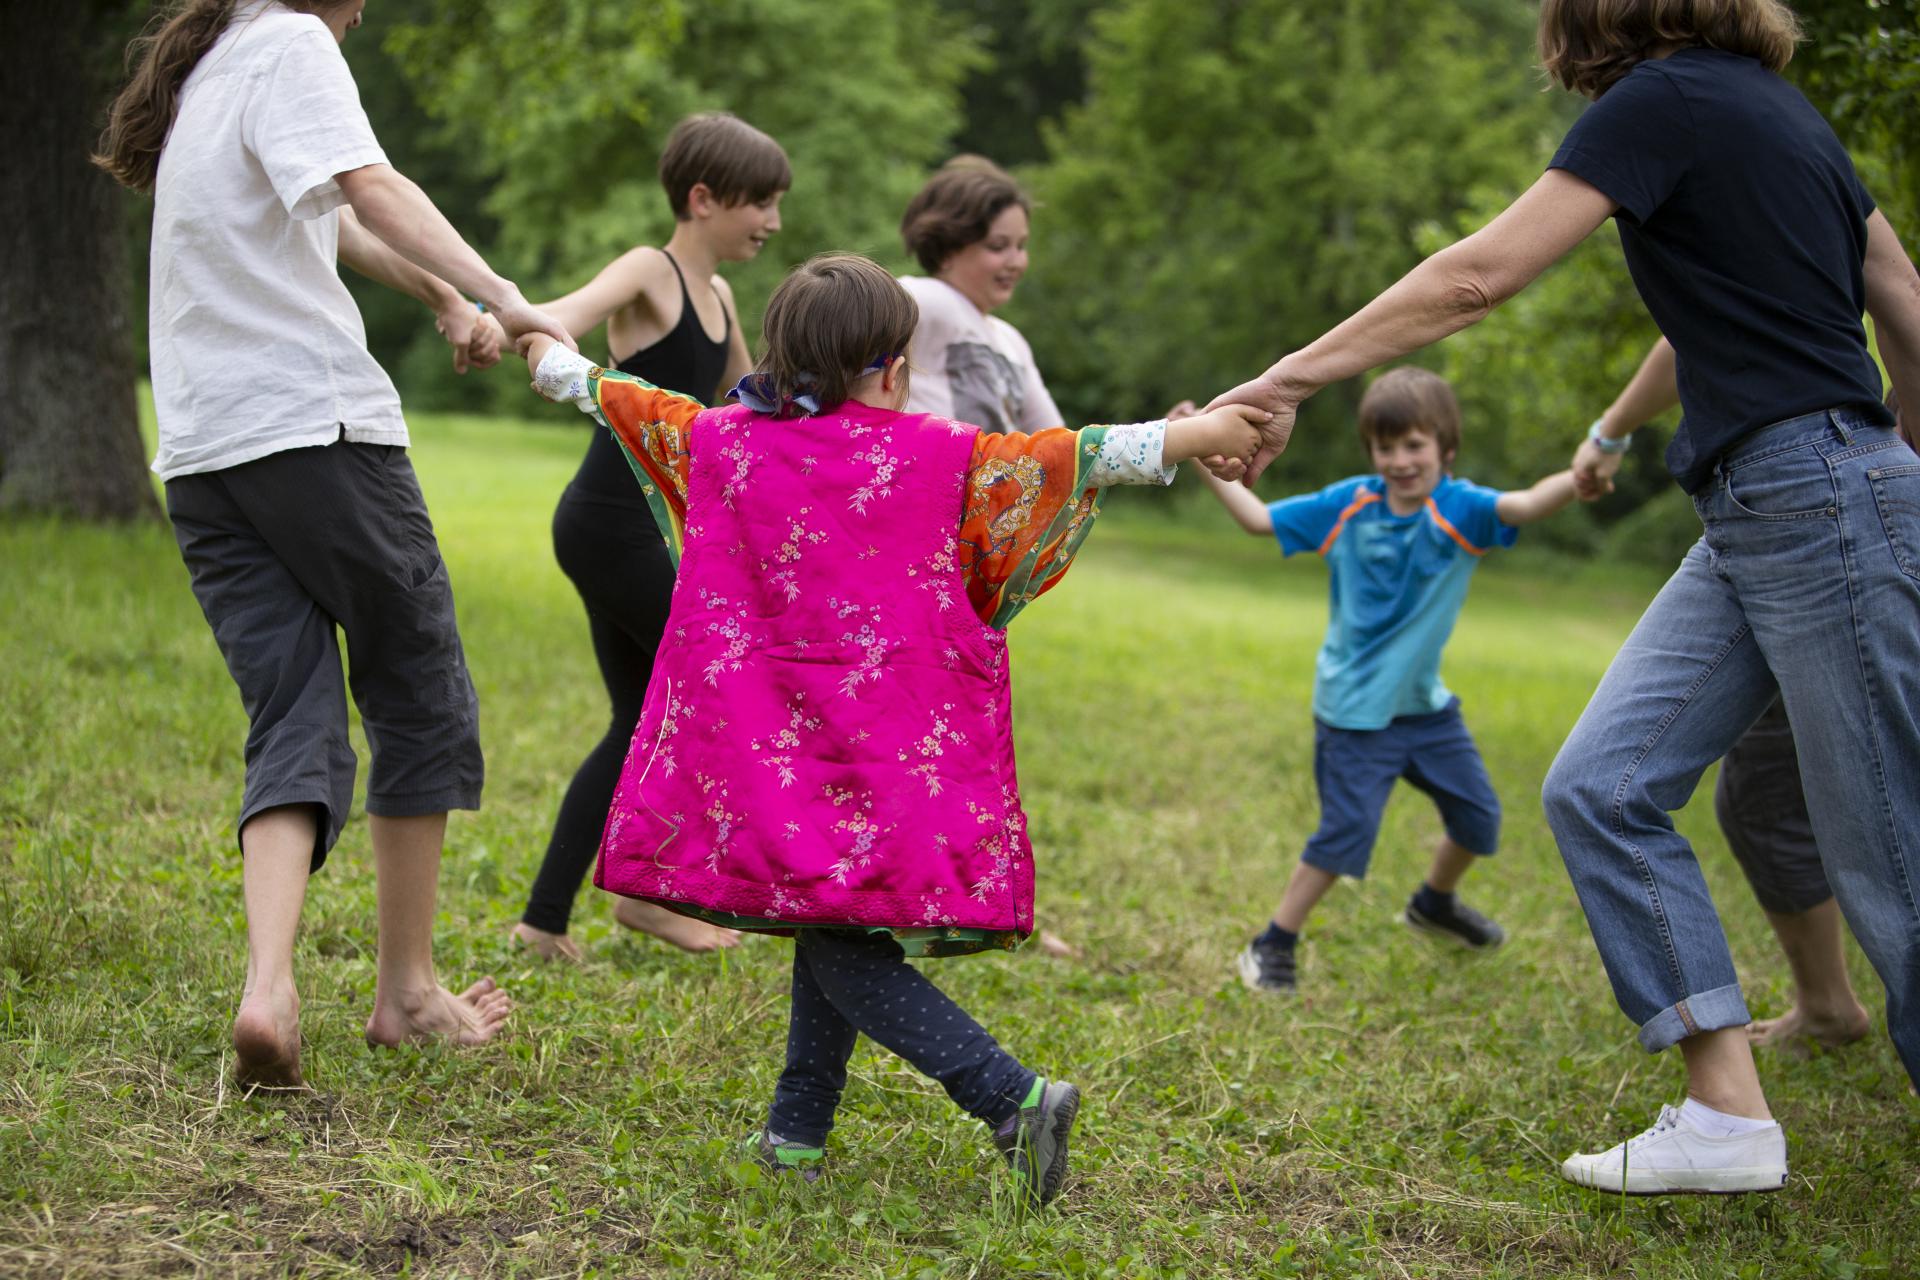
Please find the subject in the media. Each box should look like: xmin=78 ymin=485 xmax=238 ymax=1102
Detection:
xmin=1269 ymin=475 xmax=1516 ymax=730
xmin=1549 ymin=49 xmax=1890 ymax=493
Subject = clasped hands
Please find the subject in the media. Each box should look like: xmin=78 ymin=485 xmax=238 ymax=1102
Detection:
xmin=1170 ymin=364 xmax=1304 ymax=484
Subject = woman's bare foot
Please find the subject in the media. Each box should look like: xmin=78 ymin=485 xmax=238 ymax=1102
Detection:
xmin=510 ymin=922 xmax=585 ymax=963
xmin=364 ymin=977 xmax=512 ymax=1049
xmin=1036 ymin=929 xmax=1079 ymax=959
xmin=231 ymin=983 xmax=303 ymax=1089
xmin=1748 ymin=1003 xmax=1871 ymax=1050
xmin=612 ymin=897 xmax=742 ymax=952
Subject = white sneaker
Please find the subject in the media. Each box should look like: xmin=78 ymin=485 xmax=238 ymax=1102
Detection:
xmin=1558 ymin=1105 xmax=1787 ymax=1195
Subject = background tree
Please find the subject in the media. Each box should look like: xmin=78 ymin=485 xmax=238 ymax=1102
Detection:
xmin=1 ymin=0 xmax=157 ymax=521
xmin=377 ymin=0 xmax=980 ymax=410
xmin=1011 ymin=0 xmax=1569 ymax=484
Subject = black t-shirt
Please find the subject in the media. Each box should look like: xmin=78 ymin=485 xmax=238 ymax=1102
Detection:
xmin=1549 ymin=49 xmax=1891 ymax=492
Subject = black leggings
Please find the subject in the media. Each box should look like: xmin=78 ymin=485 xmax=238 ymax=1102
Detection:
xmin=768 ymin=930 xmax=1035 ymax=1147
xmin=520 ymin=490 xmax=675 ymax=934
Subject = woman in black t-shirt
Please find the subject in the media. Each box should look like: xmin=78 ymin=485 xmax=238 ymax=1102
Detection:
xmin=1206 ymin=0 xmax=1920 ymax=1195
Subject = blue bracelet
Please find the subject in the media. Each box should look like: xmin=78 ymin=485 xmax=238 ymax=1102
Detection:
xmin=1587 ymin=418 xmax=1632 ymax=454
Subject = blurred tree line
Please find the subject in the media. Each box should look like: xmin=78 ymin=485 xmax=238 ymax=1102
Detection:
xmin=73 ymin=0 xmax=1920 ymax=552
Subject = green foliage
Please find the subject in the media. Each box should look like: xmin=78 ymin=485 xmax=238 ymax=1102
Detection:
xmin=1013 ymin=0 xmax=1570 ymax=479
xmin=382 ymin=0 xmax=983 ymax=352
xmin=1791 ymin=0 xmax=1920 ymax=233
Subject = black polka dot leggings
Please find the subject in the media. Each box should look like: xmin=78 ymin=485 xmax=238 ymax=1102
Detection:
xmin=767 ymin=929 xmax=1037 ymax=1146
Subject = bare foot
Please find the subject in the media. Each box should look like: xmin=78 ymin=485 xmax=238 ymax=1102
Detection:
xmin=232 ymin=984 xmax=303 ymax=1089
xmin=1036 ymin=929 xmax=1079 ymax=959
xmin=510 ymin=922 xmax=585 ymax=963
xmin=1748 ymin=1004 xmax=1870 ymax=1050
xmin=612 ymin=897 xmax=742 ymax=953
xmin=364 ymin=977 xmax=512 ymax=1049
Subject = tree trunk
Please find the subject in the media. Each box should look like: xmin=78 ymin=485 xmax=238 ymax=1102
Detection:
xmin=0 ymin=0 xmax=159 ymax=521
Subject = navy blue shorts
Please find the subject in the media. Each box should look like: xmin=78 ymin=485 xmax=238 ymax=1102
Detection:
xmin=1301 ymin=699 xmax=1500 ymax=878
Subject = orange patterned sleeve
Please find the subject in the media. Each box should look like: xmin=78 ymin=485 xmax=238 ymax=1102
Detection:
xmin=587 ymin=370 xmax=703 ymax=565
xmin=957 ymin=427 xmax=1108 ymax=628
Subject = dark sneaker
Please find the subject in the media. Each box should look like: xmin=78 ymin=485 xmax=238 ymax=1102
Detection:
xmin=993 ymin=1078 xmax=1081 ymax=1208
xmin=1237 ymin=940 xmax=1298 ymax=994
xmin=748 ymin=1130 xmax=824 ymax=1183
xmin=1401 ymin=895 xmax=1506 ymax=949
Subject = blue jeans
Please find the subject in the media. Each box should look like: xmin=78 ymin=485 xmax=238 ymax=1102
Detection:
xmin=1543 ymin=408 xmax=1920 ymax=1086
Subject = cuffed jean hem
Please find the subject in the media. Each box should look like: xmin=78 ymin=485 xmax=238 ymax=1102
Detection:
xmin=1637 ymin=982 xmax=1750 ymax=1053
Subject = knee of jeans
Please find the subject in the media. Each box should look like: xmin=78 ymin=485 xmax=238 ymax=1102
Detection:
xmin=1541 ymin=749 xmax=1606 ymax=837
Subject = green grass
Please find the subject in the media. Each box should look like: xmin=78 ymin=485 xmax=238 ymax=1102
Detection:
xmin=2 ymin=411 xmax=1915 ymax=1279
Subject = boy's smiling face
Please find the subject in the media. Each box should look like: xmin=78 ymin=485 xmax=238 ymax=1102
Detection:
xmin=1369 ymin=426 xmax=1453 ymax=510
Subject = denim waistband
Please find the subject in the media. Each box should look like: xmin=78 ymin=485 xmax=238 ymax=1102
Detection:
xmin=1717 ymin=405 xmax=1896 ymax=473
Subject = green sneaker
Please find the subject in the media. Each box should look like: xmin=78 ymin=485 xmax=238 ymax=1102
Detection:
xmin=748 ymin=1130 xmax=824 ymax=1183
xmin=992 ymin=1078 xmax=1081 ymax=1208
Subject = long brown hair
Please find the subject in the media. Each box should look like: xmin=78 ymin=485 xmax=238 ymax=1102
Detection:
xmin=93 ymin=0 xmax=355 ymax=193
xmin=1538 ymin=0 xmax=1801 ymax=99
xmin=754 ymin=255 xmax=919 ymax=418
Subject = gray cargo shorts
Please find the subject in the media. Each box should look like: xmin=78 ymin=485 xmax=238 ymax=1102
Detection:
xmin=166 ymin=434 xmax=483 ymax=869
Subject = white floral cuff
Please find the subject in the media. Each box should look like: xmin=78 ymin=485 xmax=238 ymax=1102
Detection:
xmin=533 ymin=344 xmax=597 ymax=408
xmin=1088 ymin=420 xmax=1176 ymax=487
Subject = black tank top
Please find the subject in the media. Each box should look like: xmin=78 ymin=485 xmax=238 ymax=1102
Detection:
xmin=566 ymin=251 xmax=732 ymax=506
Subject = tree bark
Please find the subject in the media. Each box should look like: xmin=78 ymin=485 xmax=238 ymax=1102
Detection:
xmin=0 ymin=0 xmax=159 ymax=521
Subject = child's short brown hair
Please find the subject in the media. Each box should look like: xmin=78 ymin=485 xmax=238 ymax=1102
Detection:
xmin=1538 ymin=0 xmax=1800 ymax=99
xmin=755 ymin=254 xmax=919 ymax=417
xmin=900 ymin=156 xmax=1030 ymax=275
xmin=658 ymin=113 xmax=791 ymax=220
xmin=1357 ymin=367 xmax=1462 ymax=457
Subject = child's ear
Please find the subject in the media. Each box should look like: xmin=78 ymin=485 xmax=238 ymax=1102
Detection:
xmin=687 ymin=182 xmax=715 ymax=219
xmin=881 ymin=356 xmax=907 ymax=395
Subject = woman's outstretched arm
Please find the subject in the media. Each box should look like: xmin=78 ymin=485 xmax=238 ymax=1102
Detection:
xmin=1209 ymin=170 xmax=1619 ymax=480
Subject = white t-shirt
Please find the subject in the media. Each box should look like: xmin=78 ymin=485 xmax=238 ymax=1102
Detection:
xmin=898 ymin=276 xmax=1063 ymax=434
xmin=148 ymin=2 xmax=401 ymax=479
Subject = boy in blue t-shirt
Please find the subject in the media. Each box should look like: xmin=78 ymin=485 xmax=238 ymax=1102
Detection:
xmin=1195 ymin=367 xmax=1581 ymax=995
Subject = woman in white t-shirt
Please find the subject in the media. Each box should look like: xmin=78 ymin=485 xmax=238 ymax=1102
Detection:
xmin=95 ymin=0 xmax=571 ymax=1088
xmin=898 ymin=158 xmax=1080 ymax=958
xmin=898 ymin=158 xmax=1064 ymax=434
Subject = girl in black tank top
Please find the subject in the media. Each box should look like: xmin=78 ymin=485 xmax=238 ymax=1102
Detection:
xmin=508 ymin=109 xmax=788 ymax=958
xmin=519 ymin=250 xmax=745 ymax=953
xmin=563 ymin=253 xmax=733 ymax=507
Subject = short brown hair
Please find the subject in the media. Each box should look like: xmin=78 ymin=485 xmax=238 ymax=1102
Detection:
xmin=900 ymin=156 xmax=1031 ymax=275
xmin=1539 ymin=0 xmax=1801 ymax=98
xmin=658 ymin=113 xmax=791 ymax=221
xmin=1357 ymin=367 xmax=1462 ymax=457
xmin=754 ymin=255 xmax=919 ymax=418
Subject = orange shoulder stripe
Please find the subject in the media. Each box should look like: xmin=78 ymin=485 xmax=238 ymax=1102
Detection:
xmin=1317 ymin=490 xmax=1382 ymax=555
xmin=1424 ymin=497 xmax=1487 ymax=556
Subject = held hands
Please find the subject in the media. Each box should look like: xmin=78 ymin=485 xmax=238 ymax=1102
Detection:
xmin=1175 ymin=403 xmax=1271 ymax=481
xmin=434 ymin=299 xmax=502 ymax=374
xmin=489 ymin=289 xmax=578 ymax=355
xmin=1571 ymin=436 xmax=1624 ymax=500
xmin=1203 ymin=363 xmax=1309 ymax=483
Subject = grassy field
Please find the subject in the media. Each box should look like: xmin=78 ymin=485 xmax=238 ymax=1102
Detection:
xmin=2 ymin=411 xmax=1914 ymax=1279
